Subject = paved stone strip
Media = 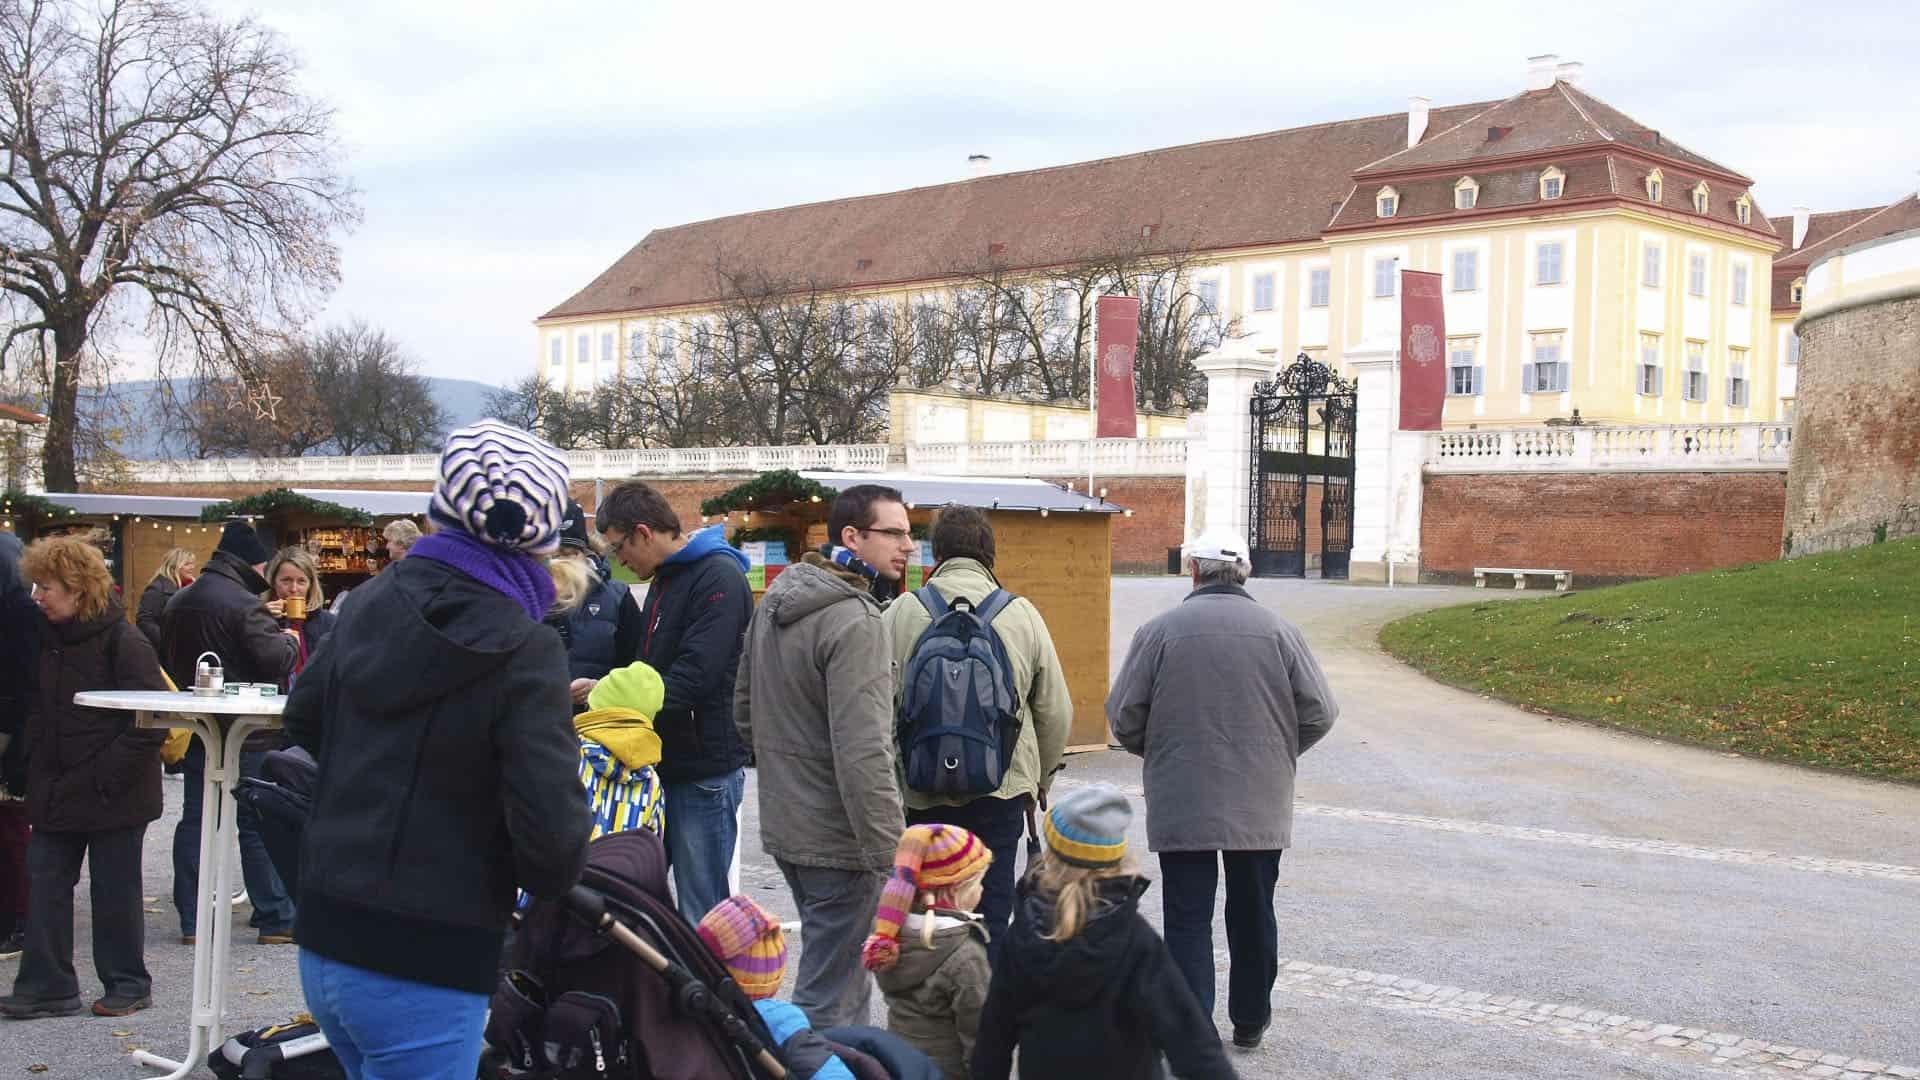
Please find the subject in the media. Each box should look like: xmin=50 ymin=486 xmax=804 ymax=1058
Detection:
xmin=1294 ymin=803 xmax=1920 ymax=883
xmin=1272 ymin=959 xmax=1919 ymax=1078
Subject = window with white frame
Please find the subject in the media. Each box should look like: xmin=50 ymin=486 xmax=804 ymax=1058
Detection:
xmin=1786 ymin=333 xmax=1800 ymax=365
xmin=1455 ymin=177 xmax=1478 ymax=210
xmin=1050 ymin=287 xmax=1073 ymax=326
xmin=629 ymin=329 xmax=646 ymax=364
xmin=1646 ymin=169 xmax=1663 ymax=203
xmin=1736 ymin=196 xmax=1752 ymax=226
xmin=1540 ymin=166 xmax=1565 ymax=200
xmin=1250 ymin=272 xmax=1276 ymax=312
xmin=600 ymin=332 xmax=614 ymax=365
xmin=1308 ymin=268 xmax=1330 ymax=308
xmin=1642 ymin=243 xmax=1662 ymax=288
xmin=549 ymin=338 xmax=562 ymax=367
xmin=1692 ymin=182 xmax=1710 ymax=215
xmin=1452 ymin=249 xmax=1478 ymax=292
xmin=1524 ymin=332 xmax=1569 ymax=393
xmin=1790 ymin=278 xmax=1805 ymax=305
xmin=575 ymin=333 xmax=591 ymax=364
xmin=1195 ymin=278 xmax=1219 ymax=317
xmin=1376 ymin=187 xmax=1398 ymax=218
xmin=1535 ymin=241 xmax=1564 ymax=286
xmin=658 ymin=325 xmax=678 ymax=363
xmin=1372 ymin=257 xmax=1397 ymax=298
xmin=1732 ymin=265 xmax=1749 ymax=306
xmin=1638 ymin=333 xmax=1662 ymax=396
xmin=1683 ymin=341 xmax=1707 ymax=401
xmin=1688 ymin=253 xmax=1707 ymax=298
xmin=1726 ymin=349 xmax=1750 ymax=408
xmin=1448 ymin=337 xmax=1482 ymax=396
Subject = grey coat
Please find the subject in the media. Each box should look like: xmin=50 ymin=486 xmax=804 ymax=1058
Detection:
xmin=735 ymin=556 xmax=905 ymax=872
xmin=1106 ymin=584 xmax=1337 ymax=852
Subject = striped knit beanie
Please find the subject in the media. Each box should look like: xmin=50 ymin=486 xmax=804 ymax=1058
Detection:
xmin=696 ymin=895 xmax=787 ymax=1001
xmin=862 ymin=824 xmax=992 ymax=972
xmin=1044 ymin=784 xmax=1131 ymax=868
xmin=428 ymin=419 xmax=572 ymax=556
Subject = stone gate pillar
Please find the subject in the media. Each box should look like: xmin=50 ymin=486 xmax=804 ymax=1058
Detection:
xmin=1188 ymin=343 xmax=1281 ymax=548
xmin=1346 ymin=343 xmax=1426 ymax=582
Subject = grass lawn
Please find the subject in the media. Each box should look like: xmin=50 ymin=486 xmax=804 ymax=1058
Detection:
xmin=1379 ymin=539 xmax=1920 ymax=782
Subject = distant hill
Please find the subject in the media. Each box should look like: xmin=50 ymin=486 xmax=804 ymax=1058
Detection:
xmin=84 ymin=377 xmax=501 ymax=460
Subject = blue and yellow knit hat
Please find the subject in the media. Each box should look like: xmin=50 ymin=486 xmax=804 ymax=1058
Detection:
xmin=1044 ymin=784 xmax=1131 ymax=868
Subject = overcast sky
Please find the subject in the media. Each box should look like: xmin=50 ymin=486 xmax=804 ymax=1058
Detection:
xmin=210 ymin=0 xmax=1919 ymax=388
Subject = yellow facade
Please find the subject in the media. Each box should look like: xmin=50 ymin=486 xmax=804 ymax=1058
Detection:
xmin=537 ymin=209 xmax=1782 ymax=429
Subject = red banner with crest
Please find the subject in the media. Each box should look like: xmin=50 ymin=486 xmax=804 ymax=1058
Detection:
xmin=1094 ymin=296 xmax=1142 ymax=438
xmin=1399 ymin=269 xmax=1447 ymax=430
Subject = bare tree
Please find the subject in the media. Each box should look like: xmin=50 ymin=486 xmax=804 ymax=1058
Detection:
xmin=173 ymin=344 xmax=331 ymax=458
xmin=304 ymin=322 xmax=446 ymax=454
xmin=482 ymin=375 xmax=597 ymax=451
xmin=0 ymin=0 xmax=357 ymax=489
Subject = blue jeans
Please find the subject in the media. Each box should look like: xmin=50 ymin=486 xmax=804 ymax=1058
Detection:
xmin=662 ymin=767 xmax=744 ymax=923
xmin=299 ymin=950 xmax=488 ymax=1080
xmin=173 ymin=744 xmax=297 ymax=936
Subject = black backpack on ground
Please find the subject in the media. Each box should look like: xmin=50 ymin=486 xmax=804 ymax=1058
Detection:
xmin=207 ymin=1017 xmax=344 ymax=1080
xmin=895 ymin=586 xmax=1022 ymax=799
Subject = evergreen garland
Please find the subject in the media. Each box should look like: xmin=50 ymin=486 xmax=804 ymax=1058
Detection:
xmin=0 ymin=489 xmax=78 ymax=530
xmin=700 ymin=470 xmax=839 ymax=518
xmin=199 ymin=488 xmax=373 ymax=526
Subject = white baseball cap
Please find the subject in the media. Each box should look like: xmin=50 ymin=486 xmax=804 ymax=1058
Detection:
xmin=1185 ymin=531 xmax=1251 ymax=568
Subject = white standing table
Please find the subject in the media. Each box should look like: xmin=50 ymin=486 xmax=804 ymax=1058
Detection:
xmin=74 ymin=690 xmax=285 ymax=1080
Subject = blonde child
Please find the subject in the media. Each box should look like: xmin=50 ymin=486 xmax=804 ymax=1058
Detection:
xmin=861 ymin=824 xmax=993 ymax=1080
xmin=971 ymin=785 xmax=1236 ymax=1080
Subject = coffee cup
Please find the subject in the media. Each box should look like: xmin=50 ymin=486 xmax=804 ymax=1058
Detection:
xmin=284 ymin=595 xmax=307 ymax=621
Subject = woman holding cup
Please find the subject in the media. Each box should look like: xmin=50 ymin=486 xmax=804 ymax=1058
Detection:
xmin=263 ymin=548 xmax=336 ymax=684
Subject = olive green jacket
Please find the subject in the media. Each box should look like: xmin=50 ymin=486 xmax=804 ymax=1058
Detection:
xmin=879 ymin=558 xmax=1074 ymax=811
xmin=874 ymin=913 xmax=991 ymax=1080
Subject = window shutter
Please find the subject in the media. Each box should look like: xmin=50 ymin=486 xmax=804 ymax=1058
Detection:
xmin=1521 ymin=362 xmax=1535 ymax=392
xmin=1473 ymin=366 xmax=1484 ymax=395
xmin=1553 ymin=363 xmax=1568 ymax=392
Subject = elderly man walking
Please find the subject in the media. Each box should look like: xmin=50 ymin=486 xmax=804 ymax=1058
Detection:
xmin=1106 ymin=531 xmax=1337 ymax=1050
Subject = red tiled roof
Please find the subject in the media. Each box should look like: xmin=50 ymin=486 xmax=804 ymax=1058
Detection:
xmin=541 ymin=102 xmax=1496 ymax=320
xmin=1768 ymin=194 xmax=1920 ymax=309
xmin=0 ymin=402 xmax=47 ymax=425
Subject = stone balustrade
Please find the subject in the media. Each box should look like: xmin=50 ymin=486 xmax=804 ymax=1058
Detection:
xmin=904 ymin=436 xmax=1190 ymax=477
xmin=122 ymin=443 xmax=896 ymax=484
xmin=1426 ymin=422 xmax=1793 ymax=473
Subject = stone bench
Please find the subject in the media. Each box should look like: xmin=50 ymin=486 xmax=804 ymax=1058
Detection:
xmin=1474 ymin=567 xmax=1572 ymax=592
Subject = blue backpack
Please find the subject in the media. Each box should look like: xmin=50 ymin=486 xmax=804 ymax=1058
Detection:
xmin=897 ymin=586 xmax=1022 ymax=798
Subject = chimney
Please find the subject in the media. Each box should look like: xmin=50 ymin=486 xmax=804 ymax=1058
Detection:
xmin=1407 ymin=96 xmax=1431 ymax=149
xmin=1791 ymin=206 xmax=1811 ymax=249
xmin=967 ymin=154 xmax=991 ymax=177
xmin=1555 ymin=60 xmax=1584 ymax=87
xmin=1526 ymin=54 xmax=1559 ymax=91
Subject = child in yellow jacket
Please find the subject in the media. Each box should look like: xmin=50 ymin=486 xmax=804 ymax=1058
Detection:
xmin=575 ymin=662 xmax=665 ymax=838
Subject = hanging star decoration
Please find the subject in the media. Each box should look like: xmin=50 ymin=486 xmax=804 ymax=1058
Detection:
xmin=222 ymin=378 xmax=251 ymax=413
xmin=248 ymin=380 xmax=283 ymax=421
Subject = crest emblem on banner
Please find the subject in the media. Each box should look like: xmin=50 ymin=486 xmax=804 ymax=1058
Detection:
xmin=1407 ymin=324 xmax=1441 ymax=366
xmin=1101 ymin=343 xmax=1131 ymax=378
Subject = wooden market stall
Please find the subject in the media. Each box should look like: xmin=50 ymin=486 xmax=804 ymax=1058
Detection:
xmin=9 ymin=492 xmax=224 ymax=600
xmin=196 ymin=488 xmax=430 ymax=601
xmin=702 ymin=469 xmax=1125 ymax=751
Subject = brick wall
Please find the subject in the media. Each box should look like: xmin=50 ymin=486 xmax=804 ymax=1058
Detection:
xmin=1785 ymin=293 xmax=1920 ymax=555
xmin=1421 ymin=471 xmax=1787 ymax=584
xmin=1098 ymin=477 xmax=1186 ymax=574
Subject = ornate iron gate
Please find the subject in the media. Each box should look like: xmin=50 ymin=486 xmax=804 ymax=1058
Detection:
xmin=1248 ymin=354 xmax=1357 ymax=579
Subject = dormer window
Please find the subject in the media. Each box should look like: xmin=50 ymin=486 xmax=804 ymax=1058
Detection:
xmin=1735 ymin=194 xmax=1752 ymax=226
xmin=1692 ymin=181 xmax=1710 ymax=215
xmin=1540 ymin=166 xmax=1565 ymax=200
xmin=1645 ymin=169 xmax=1663 ymax=203
xmin=1376 ymin=187 xmax=1398 ymax=218
xmin=1454 ymin=177 xmax=1478 ymax=210
xmin=1790 ymin=277 xmax=1805 ymax=305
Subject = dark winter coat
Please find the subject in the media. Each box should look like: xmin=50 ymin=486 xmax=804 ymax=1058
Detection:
xmin=26 ymin=598 xmax=169 ymax=833
xmin=161 ymin=551 xmax=297 ymax=750
xmin=638 ymin=527 xmax=753 ymax=782
xmin=282 ymin=555 xmax=592 ymax=994
xmin=135 ymin=575 xmax=182 ymax=648
xmin=973 ymin=877 xmax=1236 ymax=1080
xmin=550 ymin=556 xmax=641 ymax=687
xmin=0 ymin=533 xmax=39 ymax=794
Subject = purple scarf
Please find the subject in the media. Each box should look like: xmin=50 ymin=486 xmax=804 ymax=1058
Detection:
xmin=411 ymin=529 xmax=556 ymax=622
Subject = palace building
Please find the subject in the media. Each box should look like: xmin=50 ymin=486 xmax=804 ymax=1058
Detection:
xmin=538 ymin=55 xmax=1888 ymax=429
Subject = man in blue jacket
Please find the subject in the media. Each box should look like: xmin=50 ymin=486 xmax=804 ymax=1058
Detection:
xmin=596 ymin=482 xmax=753 ymax=921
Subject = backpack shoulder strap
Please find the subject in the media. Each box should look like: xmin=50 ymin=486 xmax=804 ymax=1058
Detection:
xmin=973 ymin=588 xmax=1016 ymax=624
xmin=914 ymin=585 xmax=949 ymax=619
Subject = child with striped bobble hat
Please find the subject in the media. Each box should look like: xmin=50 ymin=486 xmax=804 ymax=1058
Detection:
xmin=696 ymin=896 xmax=857 ymax=1080
xmin=862 ymin=824 xmax=993 ymax=1079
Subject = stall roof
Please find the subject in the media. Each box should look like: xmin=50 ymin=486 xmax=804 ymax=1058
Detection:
xmin=38 ymin=492 xmax=220 ymax=519
xmin=290 ymin=489 xmax=430 ymax=519
xmin=800 ymin=473 xmax=1122 ymax=514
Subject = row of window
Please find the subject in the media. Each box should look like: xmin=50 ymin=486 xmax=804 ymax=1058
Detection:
xmin=549 ymin=326 xmax=684 ymax=369
xmin=1380 ymin=167 xmax=1753 ymax=225
xmin=1641 ymin=245 xmax=1750 ymax=304
xmin=1237 ymin=268 xmax=1333 ymax=313
xmin=1442 ymin=335 xmax=1753 ymax=406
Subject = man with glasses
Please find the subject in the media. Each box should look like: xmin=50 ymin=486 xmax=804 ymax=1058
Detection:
xmin=594 ymin=482 xmax=753 ymax=922
xmin=733 ymin=484 xmax=909 ymax=1027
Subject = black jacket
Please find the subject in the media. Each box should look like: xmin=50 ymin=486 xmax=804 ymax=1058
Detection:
xmin=162 ymin=552 xmax=298 ymax=751
xmin=638 ymin=547 xmax=753 ymax=782
xmin=973 ymin=877 xmax=1236 ymax=1080
xmin=283 ymin=607 xmax=337 ymax=677
xmin=135 ymin=576 xmax=181 ymax=648
xmin=26 ymin=599 xmax=169 ymax=833
xmin=0 ymin=533 xmax=36 ymax=794
xmin=550 ymin=557 xmax=641 ymax=686
xmin=282 ymin=555 xmax=591 ymax=994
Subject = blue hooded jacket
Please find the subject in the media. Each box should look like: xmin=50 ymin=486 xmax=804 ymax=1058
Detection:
xmin=637 ymin=525 xmax=754 ymax=782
